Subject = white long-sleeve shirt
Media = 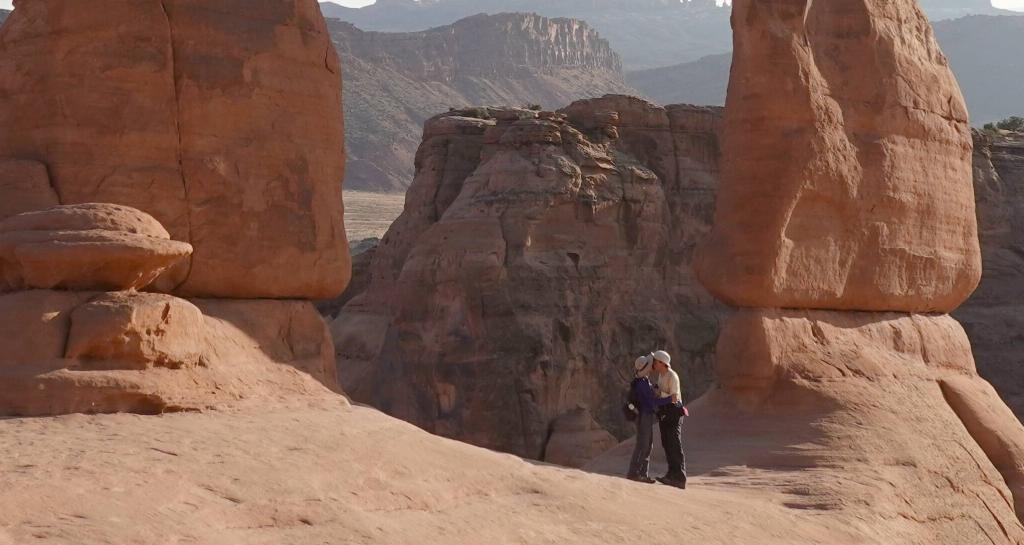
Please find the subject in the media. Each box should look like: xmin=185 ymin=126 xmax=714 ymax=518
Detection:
xmin=657 ymin=369 xmax=682 ymax=402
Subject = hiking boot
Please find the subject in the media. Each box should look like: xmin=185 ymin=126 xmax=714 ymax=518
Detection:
xmin=628 ymin=475 xmax=657 ymax=484
xmin=657 ymin=476 xmax=687 ymax=490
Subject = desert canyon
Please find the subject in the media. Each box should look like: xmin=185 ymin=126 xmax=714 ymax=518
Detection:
xmin=3 ymin=1 xmax=1024 ymax=544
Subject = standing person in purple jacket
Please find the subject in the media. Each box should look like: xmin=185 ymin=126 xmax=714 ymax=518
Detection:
xmin=626 ymin=353 xmax=675 ymax=483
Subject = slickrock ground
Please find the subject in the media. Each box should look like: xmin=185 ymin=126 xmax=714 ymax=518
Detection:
xmin=0 ymin=400 xmax=937 ymax=545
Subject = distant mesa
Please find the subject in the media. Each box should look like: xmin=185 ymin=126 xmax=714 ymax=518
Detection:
xmin=331 ymin=12 xmax=636 ymax=192
xmin=319 ymin=0 xmax=733 ymax=69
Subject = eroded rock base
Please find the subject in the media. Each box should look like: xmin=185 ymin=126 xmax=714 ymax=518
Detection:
xmin=0 ymin=290 xmax=340 ymax=416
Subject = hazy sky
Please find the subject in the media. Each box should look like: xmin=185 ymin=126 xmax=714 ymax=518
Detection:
xmin=0 ymin=0 xmax=1022 ymax=11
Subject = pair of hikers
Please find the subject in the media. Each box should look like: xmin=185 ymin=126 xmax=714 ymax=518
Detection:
xmin=626 ymin=350 xmax=687 ymax=489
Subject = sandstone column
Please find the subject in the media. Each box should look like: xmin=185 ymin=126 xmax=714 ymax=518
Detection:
xmin=689 ymin=0 xmax=1024 ymax=539
xmin=0 ymin=1 xmax=348 ymax=415
xmin=0 ymin=0 xmax=349 ymax=298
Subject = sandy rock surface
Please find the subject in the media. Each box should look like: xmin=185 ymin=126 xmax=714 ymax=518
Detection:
xmin=0 ymin=0 xmax=349 ymax=299
xmin=0 ymin=402 xmax=922 ymax=545
xmin=542 ymin=406 xmax=619 ymax=469
xmin=694 ymin=0 xmax=981 ymax=313
xmin=0 ymin=291 xmax=338 ymax=417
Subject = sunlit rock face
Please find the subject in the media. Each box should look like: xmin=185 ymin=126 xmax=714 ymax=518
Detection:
xmin=673 ymin=0 xmax=1024 ymax=539
xmin=694 ymin=0 xmax=981 ymax=314
xmin=0 ymin=0 xmax=349 ymax=299
xmin=0 ymin=1 xmax=348 ymax=416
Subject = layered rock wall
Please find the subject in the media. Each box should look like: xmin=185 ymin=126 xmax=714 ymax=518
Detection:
xmin=332 ymin=96 xmax=726 ymax=459
xmin=336 ymin=13 xmax=622 ymax=82
xmin=957 ymin=131 xmax=1024 ymax=416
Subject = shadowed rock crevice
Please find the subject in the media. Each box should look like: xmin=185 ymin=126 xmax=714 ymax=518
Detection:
xmin=157 ymin=0 xmax=196 ymax=292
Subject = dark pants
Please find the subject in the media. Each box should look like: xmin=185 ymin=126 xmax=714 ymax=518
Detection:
xmin=627 ymin=411 xmax=656 ymax=478
xmin=659 ymin=408 xmax=686 ymax=480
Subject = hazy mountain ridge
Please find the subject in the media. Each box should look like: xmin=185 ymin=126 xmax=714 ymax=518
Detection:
xmin=320 ymin=0 xmax=1015 ymax=70
xmin=321 ymin=0 xmax=732 ymax=69
xmin=628 ymin=14 xmax=1024 ymax=125
xmin=331 ymin=13 xmax=638 ymax=191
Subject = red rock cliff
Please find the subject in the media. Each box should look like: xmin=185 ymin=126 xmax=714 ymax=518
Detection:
xmin=332 ymin=96 xmax=726 ymax=459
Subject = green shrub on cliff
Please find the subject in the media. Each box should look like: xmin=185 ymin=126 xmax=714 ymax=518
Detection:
xmin=983 ymin=116 xmax=1024 ymax=133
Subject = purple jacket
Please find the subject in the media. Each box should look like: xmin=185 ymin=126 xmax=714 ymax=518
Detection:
xmin=631 ymin=377 xmax=674 ymax=415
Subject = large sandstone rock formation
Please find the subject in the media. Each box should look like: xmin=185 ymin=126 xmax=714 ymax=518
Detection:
xmin=332 ymin=95 xmax=726 ymax=459
xmin=693 ymin=0 xmax=981 ymax=313
xmin=634 ymin=0 xmax=1024 ymax=538
xmin=331 ymin=13 xmax=638 ymax=191
xmin=0 ymin=1 xmax=348 ymax=416
xmin=0 ymin=0 xmax=348 ymax=298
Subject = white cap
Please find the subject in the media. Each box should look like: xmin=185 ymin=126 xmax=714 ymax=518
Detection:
xmin=652 ymin=350 xmax=672 ymax=367
xmin=634 ymin=355 xmax=653 ymax=373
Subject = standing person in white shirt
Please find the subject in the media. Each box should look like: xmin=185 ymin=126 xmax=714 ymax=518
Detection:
xmin=650 ymin=350 xmax=687 ymax=489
